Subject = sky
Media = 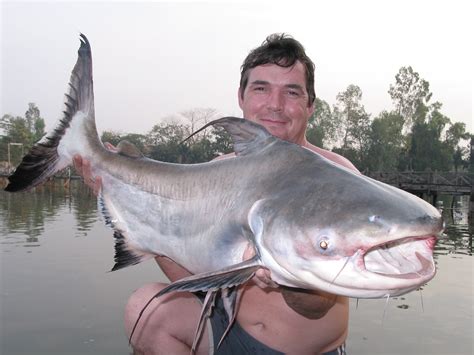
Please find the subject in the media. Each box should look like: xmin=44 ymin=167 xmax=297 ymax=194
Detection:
xmin=1 ymin=0 xmax=472 ymax=136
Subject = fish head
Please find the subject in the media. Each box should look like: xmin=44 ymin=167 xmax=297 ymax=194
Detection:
xmin=249 ymin=172 xmax=444 ymax=299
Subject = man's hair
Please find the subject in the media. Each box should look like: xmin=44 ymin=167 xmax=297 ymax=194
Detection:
xmin=239 ymin=33 xmax=316 ymax=106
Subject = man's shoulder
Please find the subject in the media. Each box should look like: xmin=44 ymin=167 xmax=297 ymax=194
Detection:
xmin=304 ymin=143 xmax=359 ymax=173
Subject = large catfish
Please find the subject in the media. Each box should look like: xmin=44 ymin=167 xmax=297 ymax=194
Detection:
xmin=5 ymin=35 xmax=443 ymax=350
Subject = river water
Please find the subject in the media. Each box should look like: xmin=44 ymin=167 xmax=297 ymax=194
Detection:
xmin=0 ymin=180 xmax=472 ymax=354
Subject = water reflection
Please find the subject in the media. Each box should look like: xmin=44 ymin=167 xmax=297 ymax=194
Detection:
xmin=0 ymin=179 xmax=98 ymax=244
xmin=436 ymin=223 xmax=472 ymax=257
xmin=436 ymin=202 xmax=472 ymax=257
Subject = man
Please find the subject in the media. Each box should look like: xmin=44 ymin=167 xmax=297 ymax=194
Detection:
xmin=74 ymin=34 xmax=357 ymax=354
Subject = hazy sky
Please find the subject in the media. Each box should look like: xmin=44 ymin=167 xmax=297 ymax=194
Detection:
xmin=1 ymin=0 xmax=472 ymax=135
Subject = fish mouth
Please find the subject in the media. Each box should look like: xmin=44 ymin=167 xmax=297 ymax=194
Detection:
xmin=361 ymin=235 xmax=437 ymax=279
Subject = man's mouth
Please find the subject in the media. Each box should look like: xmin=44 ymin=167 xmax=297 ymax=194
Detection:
xmin=260 ymin=118 xmax=288 ymax=126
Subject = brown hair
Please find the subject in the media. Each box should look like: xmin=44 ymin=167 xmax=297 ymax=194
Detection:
xmin=240 ymin=33 xmax=316 ymax=106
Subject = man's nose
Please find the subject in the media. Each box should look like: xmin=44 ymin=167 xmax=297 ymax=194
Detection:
xmin=267 ymin=91 xmax=283 ymax=112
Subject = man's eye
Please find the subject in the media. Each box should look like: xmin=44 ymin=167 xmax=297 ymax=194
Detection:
xmin=253 ymin=86 xmax=266 ymax=92
xmin=288 ymin=90 xmax=300 ymax=97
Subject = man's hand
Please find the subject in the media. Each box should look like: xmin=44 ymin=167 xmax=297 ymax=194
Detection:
xmin=73 ymin=155 xmax=102 ymax=195
xmin=243 ymin=243 xmax=278 ymax=289
xmin=242 ymin=244 xmax=337 ymax=318
xmin=72 ymin=143 xmax=116 ymax=195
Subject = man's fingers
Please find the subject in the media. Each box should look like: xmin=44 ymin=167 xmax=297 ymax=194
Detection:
xmin=73 ymin=154 xmax=101 ymax=196
xmin=242 ymin=243 xmax=278 ymax=289
xmin=73 ymin=155 xmax=83 ymax=173
xmin=92 ymin=176 xmax=102 ymax=196
xmin=254 ymin=269 xmax=278 ymax=289
xmin=243 ymin=243 xmax=256 ymax=260
xmin=81 ymin=159 xmax=92 ymax=179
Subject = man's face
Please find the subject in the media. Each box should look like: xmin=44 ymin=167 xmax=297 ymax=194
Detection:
xmin=238 ymin=61 xmax=315 ymax=145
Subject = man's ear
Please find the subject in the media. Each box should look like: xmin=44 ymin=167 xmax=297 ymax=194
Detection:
xmin=238 ymin=87 xmax=244 ymax=110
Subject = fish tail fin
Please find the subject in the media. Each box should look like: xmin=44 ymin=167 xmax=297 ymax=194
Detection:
xmin=3 ymin=140 xmax=67 ymax=192
xmin=5 ymin=34 xmax=96 ymax=192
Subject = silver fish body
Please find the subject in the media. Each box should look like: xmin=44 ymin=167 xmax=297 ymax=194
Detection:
xmin=5 ymin=35 xmax=443 ymax=302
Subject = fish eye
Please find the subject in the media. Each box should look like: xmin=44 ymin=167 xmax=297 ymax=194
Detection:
xmin=319 ymin=239 xmax=329 ymax=250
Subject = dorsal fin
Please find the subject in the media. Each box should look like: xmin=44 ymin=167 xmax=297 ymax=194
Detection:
xmin=183 ymin=117 xmax=276 ymax=156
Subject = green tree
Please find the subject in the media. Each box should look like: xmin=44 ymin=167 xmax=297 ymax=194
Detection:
xmin=0 ymin=103 xmax=46 ymax=165
xmin=25 ymin=103 xmax=45 ymax=142
xmin=180 ymin=108 xmax=218 ymax=140
xmin=307 ymin=98 xmax=341 ymax=149
xmin=147 ymin=122 xmax=190 ymax=163
xmin=211 ymin=127 xmax=233 ymax=157
xmin=444 ymin=122 xmax=470 ymax=172
xmin=404 ymin=102 xmax=452 ymax=171
xmin=388 ymin=66 xmax=432 ymax=130
xmin=366 ymin=111 xmax=405 ymax=171
xmin=333 ymin=85 xmax=371 ymax=168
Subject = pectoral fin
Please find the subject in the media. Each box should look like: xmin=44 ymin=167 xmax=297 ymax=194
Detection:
xmin=191 ymin=290 xmax=217 ymax=353
xmin=217 ymin=287 xmax=242 ymax=349
xmin=156 ymin=255 xmax=261 ymax=295
xmin=129 ymin=256 xmax=262 ymax=350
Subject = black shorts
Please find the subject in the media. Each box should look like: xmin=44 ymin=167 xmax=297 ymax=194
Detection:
xmin=195 ymin=292 xmax=346 ymax=355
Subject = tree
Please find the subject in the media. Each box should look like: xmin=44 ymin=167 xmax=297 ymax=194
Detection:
xmin=179 ymin=108 xmax=219 ymax=143
xmin=0 ymin=103 xmax=46 ymax=165
xmin=306 ymin=98 xmax=341 ymax=149
xmin=404 ymin=102 xmax=453 ymax=171
xmin=333 ymin=85 xmax=371 ymax=168
xmin=444 ymin=122 xmax=470 ymax=172
xmin=147 ymin=122 xmax=190 ymax=163
xmin=25 ymin=103 xmax=45 ymax=142
xmin=365 ymin=111 xmax=405 ymax=171
xmin=445 ymin=122 xmax=470 ymax=149
xmin=1 ymin=103 xmax=45 ymax=145
xmin=211 ymin=126 xmax=234 ymax=157
xmin=388 ymin=66 xmax=431 ymax=130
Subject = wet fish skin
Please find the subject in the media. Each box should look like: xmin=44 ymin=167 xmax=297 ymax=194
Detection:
xmin=5 ymin=34 xmax=443 ymax=301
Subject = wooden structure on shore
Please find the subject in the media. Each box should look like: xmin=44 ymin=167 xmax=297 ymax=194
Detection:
xmin=366 ymin=171 xmax=472 ymax=195
xmin=366 ymin=171 xmax=473 ymax=221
